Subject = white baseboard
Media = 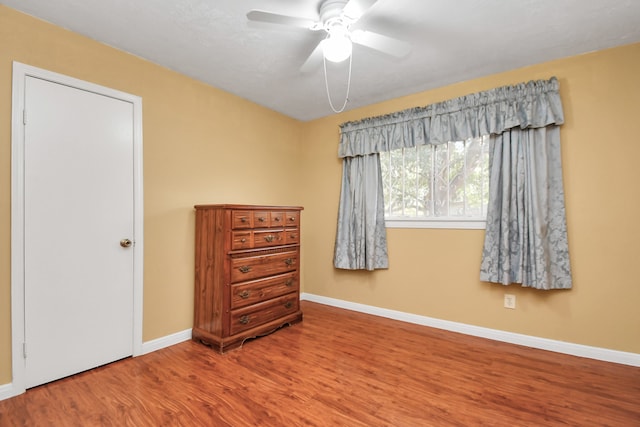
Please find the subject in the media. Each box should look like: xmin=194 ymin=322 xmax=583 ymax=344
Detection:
xmin=140 ymin=328 xmax=192 ymax=355
xmin=0 ymin=382 xmax=16 ymax=401
xmin=300 ymin=293 xmax=640 ymax=367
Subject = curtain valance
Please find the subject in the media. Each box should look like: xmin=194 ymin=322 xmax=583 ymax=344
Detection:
xmin=338 ymin=77 xmax=564 ymax=158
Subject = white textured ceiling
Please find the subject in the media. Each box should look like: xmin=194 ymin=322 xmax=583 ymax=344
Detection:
xmin=3 ymin=0 xmax=640 ymax=121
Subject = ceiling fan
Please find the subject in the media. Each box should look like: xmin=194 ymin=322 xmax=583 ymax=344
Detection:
xmin=246 ymin=0 xmax=412 ymax=72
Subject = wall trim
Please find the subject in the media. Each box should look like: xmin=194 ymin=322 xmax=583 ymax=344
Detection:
xmin=0 ymin=383 xmax=15 ymax=401
xmin=300 ymin=293 xmax=640 ymax=367
xmin=140 ymin=329 xmax=193 ymax=355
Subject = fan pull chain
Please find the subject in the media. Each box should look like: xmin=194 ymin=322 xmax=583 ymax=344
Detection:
xmin=323 ymin=53 xmax=352 ymax=114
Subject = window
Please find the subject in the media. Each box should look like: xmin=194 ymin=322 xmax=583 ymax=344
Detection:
xmin=380 ymin=135 xmax=490 ymax=229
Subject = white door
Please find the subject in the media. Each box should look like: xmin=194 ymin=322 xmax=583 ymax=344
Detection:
xmin=23 ymin=76 xmax=135 ymax=388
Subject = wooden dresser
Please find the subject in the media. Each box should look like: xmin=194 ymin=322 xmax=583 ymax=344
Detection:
xmin=192 ymin=204 xmax=303 ymax=353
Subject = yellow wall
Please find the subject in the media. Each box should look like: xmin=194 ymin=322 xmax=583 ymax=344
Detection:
xmin=2 ymin=5 xmax=639 ymax=387
xmin=300 ymin=43 xmax=640 ymax=355
xmin=0 ymin=6 xmax=303 ymax=384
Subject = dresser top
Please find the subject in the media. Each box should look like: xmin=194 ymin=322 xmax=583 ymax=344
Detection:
xmin=194 ymin=204 xmax=303 ymax=210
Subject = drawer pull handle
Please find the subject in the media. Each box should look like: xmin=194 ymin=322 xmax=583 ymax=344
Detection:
xmin=239 ymin=290 xmax=250 ymax=299
xmin=285 ymin=279 xmax=293 ymax=287
xmin=274 ymin=217 xmax=281 ymax=222
xmin=284 ymin=301 xmax=293 ymax=309
xmin=238 ymin=266 xmax=252 ymax=273
xmin=240 ymin=217 xmax=248 ymax=223
xmin=289 ymin=234 xmax=297 ymax=239
xmin=284 ymin=258 xmax=294 ymax=266
xmin=258 ymin=216 xmax=266 ymax=222
xmin=239 ymin=315 xmax=250 ymax=325
xmin=288 ymin=217 xmax=295 ymax=222
xmin=240 ymin=238 xmax=247 ymax=243
xmin=264 ymin=235 xmax=274 ymax=242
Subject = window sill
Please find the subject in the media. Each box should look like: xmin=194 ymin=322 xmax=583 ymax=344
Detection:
xmin=384 ymin=218 xmax=486 ymax=230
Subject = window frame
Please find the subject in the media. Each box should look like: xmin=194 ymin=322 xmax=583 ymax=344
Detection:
xmin=384 ymin=218 xmax=486 ymax=230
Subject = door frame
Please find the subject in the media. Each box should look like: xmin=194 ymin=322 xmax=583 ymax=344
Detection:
xmin=10 ymin=62 xmax=144 ymax=396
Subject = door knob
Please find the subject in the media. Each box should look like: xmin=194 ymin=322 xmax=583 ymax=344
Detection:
xmin=120 ymin=239 xmax=132 ymax=248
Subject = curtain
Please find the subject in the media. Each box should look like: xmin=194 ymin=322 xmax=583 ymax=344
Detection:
xmin=335 ymin=77 xmax=572 ymax=287
xmin=334 ymin=154 xmax=389 ymax=270
xmin=480 ymin=126 xmax=572 ymax=289
xmin=338 ymin=77 xmax=565 ymax=156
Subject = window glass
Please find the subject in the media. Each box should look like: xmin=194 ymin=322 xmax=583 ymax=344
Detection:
xmin=380 ymin=135 xmax=490 ymax=229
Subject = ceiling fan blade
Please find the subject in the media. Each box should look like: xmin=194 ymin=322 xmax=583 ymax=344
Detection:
xmin=342 ymin=0 xmax=378 ymax=21
xmin=246 ymin=10 xmax=317 ymax=29
xmin=350 ymin=29 xmax=411 ymax=58
xmin=300 ymin=41 xmax=325 ymax=73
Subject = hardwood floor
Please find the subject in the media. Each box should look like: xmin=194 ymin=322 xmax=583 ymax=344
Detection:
xmin=1 ymin=301 xmax=639 ymax=426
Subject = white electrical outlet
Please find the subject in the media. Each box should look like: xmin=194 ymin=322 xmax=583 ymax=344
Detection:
xmin=504 ymin=294 xmax=516 ymax=309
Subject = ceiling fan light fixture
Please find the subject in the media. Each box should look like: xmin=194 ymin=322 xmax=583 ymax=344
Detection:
xmin=323 ymin=35 xmax=352 ymax=62
xmin=323 ymin=28 xmax=353 ymax=62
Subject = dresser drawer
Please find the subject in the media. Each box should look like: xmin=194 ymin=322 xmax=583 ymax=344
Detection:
xmin=270 ymin=211 xmax=285 ymax=227
xmin=230 ymin=251 xmax=298 ymax=283
xmin=253 ymin=229 xmax=284 ymax=248
xmin=232 ymin=211 xmax=253 ymax=229
xmin=229 ymin=293 xmax=299 ymax=335
xmin=231 ymin=231 xmax=252 ymax=250
xmin=253 ymin=211 xmax=270 ymax=227
xmin=231 ymin=272 xmax=298 ymax=309
xmin=284 ymin=211 xmax=300 ymax=227
xmin=284 ymin=228 xmax=300 ymax=245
